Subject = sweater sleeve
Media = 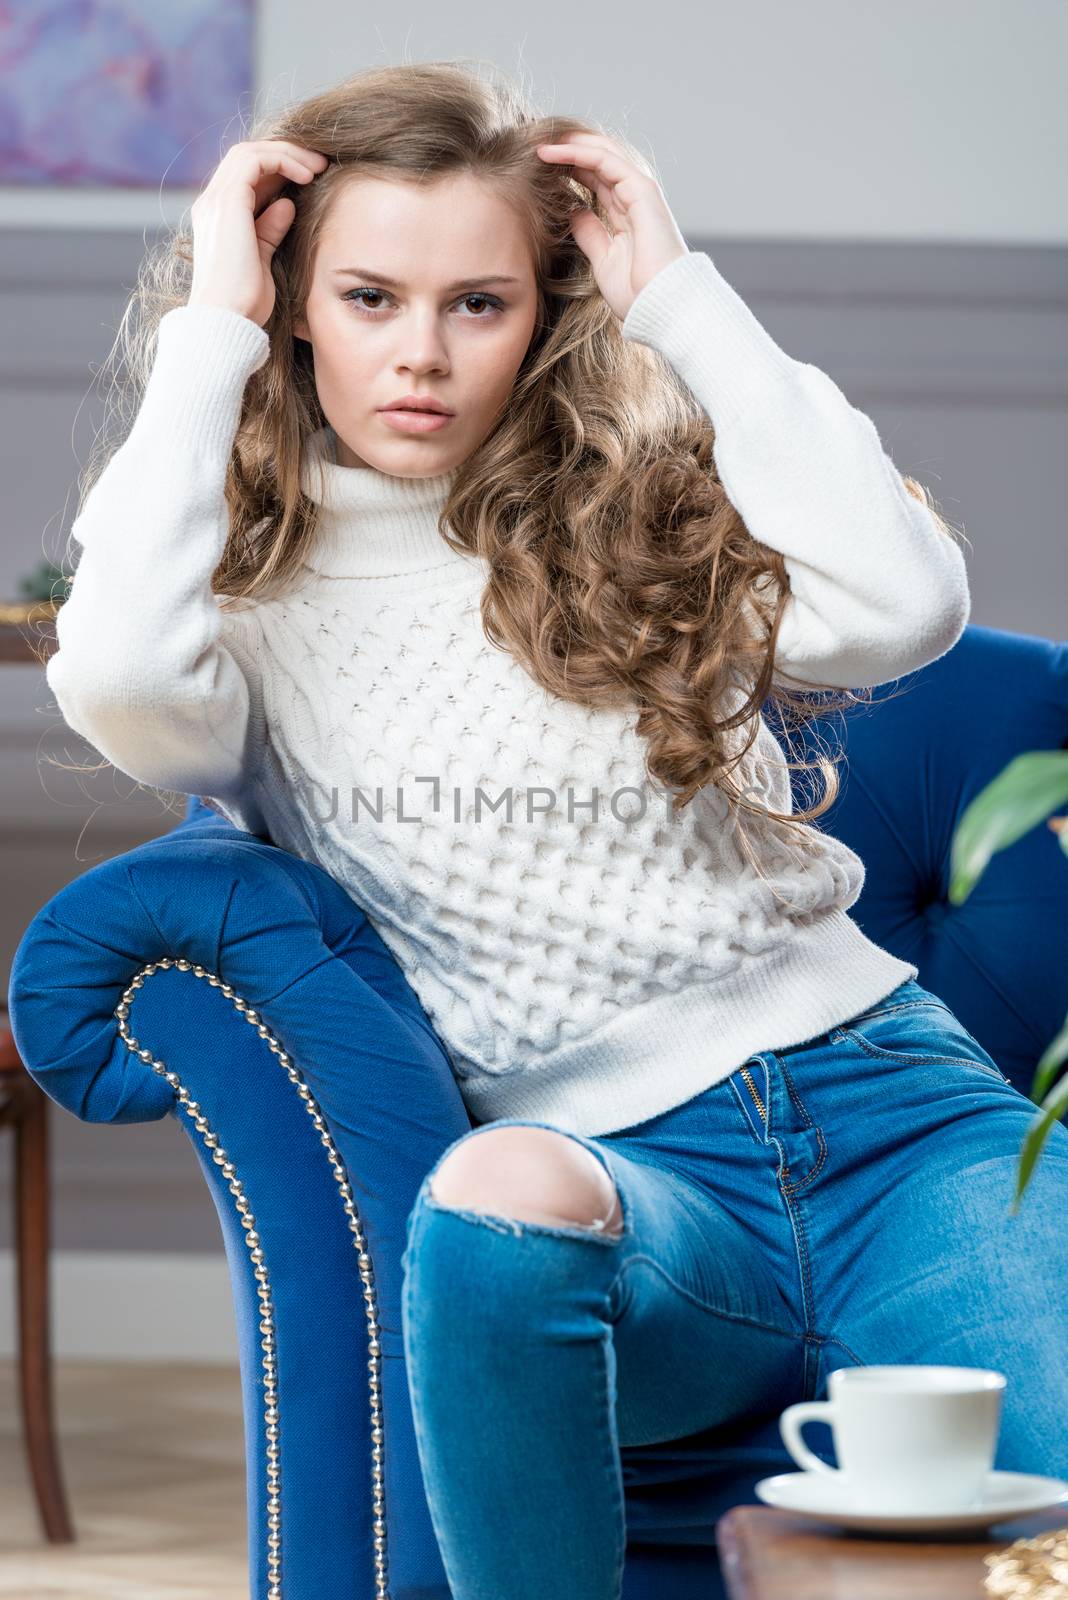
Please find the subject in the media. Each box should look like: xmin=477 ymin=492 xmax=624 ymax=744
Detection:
xmin=46 ymin=304 xmax=271 ymax=797
xmin=620 ymin=250 xmax=970 ymax=691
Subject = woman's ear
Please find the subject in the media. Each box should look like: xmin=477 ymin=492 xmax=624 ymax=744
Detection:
xmin=292 ymin=314 xmax=309 ymax=342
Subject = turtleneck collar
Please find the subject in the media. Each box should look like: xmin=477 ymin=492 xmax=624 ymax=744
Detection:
xmin=298 ymin=424 xmax=471 ymax=579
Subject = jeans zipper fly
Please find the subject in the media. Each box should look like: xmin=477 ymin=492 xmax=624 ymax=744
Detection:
xmin=739 ymin=1064 xmax=767 ymax=1124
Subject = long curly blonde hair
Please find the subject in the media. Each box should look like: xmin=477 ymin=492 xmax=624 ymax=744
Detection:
xmin=66 ymin=55 xmax=964 ymax=842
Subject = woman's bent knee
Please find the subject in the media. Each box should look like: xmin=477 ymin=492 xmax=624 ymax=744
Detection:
xmin=427 ymin=1125 xmax=624 ymax=1236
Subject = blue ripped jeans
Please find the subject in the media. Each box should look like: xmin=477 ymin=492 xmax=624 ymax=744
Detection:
xmin=400 ymin=978 xmax=1068 ymax=1600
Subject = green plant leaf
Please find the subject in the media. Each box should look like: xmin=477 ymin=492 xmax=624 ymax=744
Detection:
xmin=1012 ymin=1071 xmax=1068 ymax=1214
xmin=949 ymin=751 xmax=1068 ymax=903
xmin=1030 ymin=1010 xmax=1068 ymax=1103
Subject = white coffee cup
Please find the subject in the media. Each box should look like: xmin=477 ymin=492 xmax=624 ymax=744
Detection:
xmin=779 ymin=1364 xmax=1006 ymax=1511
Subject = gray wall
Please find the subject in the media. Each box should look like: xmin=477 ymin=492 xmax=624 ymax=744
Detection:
xmin=1 ymin=224 xmax=1066 ymax=1253
xmin=5 ymin=0 xmax=1067 ymax=244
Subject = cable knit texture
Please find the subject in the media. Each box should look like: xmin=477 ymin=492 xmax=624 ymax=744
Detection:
xmin=47 ymin=250 xmax=972 ymax=1136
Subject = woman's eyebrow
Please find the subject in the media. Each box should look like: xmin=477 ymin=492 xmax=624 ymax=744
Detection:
xmin=331 ymin=266 xmax=522 ymax=291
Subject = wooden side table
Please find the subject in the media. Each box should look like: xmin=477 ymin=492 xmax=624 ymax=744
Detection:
xmin=0 ymin=607 xmax=59 ymax=665
xmin=0 ymin=1014 xmax=75 ymax=1541
xmin=716 ymin=1503 xmax=1068 ymax=1599
xmin=2 ymin=606 xmax=73 ymax=1540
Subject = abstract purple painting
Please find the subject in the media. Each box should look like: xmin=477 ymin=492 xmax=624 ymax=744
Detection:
xmin=0 ymin=0 xmax=255 ymax=187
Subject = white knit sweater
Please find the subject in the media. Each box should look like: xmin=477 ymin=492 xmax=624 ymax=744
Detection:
xmin=47 ymin=250 xmax=970 ymax=1136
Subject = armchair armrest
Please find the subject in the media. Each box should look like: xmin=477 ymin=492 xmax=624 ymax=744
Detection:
xmin=8 ymin=816 xmax=469 ymax=1600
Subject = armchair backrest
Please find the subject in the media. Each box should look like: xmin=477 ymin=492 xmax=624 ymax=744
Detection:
xmin=771 ymin=623 xmax=1068 ymax=1088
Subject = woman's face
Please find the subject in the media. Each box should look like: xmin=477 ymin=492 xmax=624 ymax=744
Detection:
xmin=293 ymin=172 xmax=541 ymax=474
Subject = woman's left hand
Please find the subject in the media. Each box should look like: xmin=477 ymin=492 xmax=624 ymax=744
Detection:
xmin=536 ymin=134 xmax=689 ymax=321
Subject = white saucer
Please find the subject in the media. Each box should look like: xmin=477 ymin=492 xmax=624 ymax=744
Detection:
xmin=754 ymin=1469 xmax=1068 ymax=1533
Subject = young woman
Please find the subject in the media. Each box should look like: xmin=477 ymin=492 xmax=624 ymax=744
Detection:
xmin=47 ymin=57 xmax=1068 ymax=1600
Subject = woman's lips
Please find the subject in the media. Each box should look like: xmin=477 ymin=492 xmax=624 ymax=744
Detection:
xmin=377 ymin=408 xmax=454 ymax=433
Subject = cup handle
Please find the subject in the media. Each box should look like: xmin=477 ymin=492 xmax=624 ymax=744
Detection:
xmin=779 ymin=1400 xmax=839 ymax=1475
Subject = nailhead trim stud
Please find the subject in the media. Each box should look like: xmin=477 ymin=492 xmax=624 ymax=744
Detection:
xmin=113 ymin=957 xmax=390 ymax=1600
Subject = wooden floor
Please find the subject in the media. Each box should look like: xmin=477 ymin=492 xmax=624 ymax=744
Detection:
xmin=0 ymin=1358 xmax=249 ymax=1598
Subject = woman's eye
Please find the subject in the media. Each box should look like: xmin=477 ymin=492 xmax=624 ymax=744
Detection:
xmin=342 ymin=287 xmax=504 ymax=319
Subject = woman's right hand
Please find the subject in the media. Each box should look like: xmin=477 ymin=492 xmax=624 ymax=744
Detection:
xmin=188 ymin=138 xmax=329 ymax=329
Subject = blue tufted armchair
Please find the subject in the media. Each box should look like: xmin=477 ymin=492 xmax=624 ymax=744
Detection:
xmin=7 ymin=621 xmax=1068 ymax=1600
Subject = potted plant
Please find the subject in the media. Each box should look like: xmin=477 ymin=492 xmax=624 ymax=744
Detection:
xmin=949 ymin=751 xmax=1068 ymax=1213
xmin=0 ymin=560 xmax=71 ymax=627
